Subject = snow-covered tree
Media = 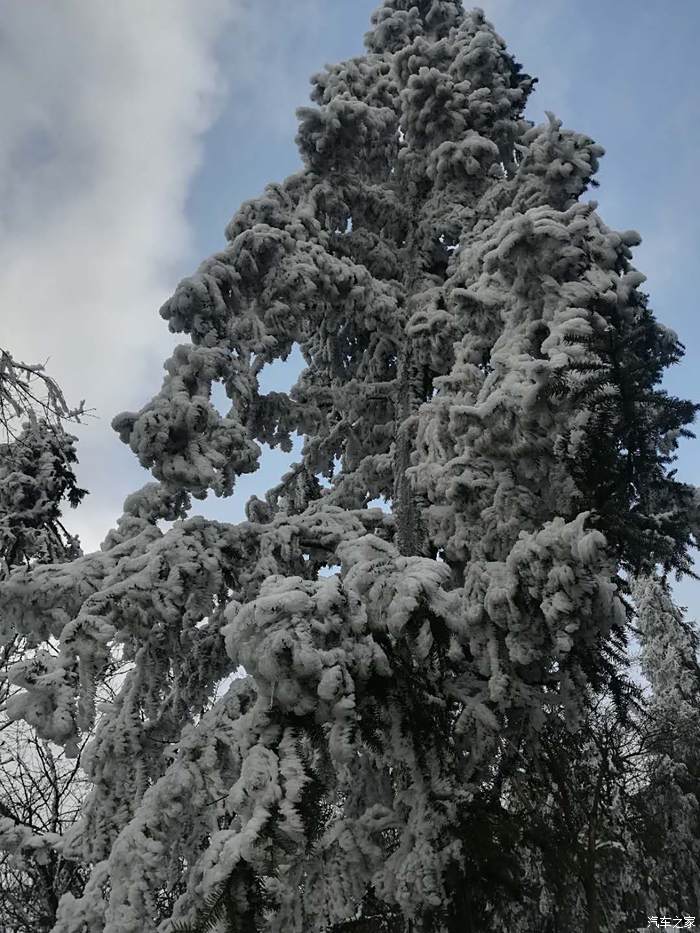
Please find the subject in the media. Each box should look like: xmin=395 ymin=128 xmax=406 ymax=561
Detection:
xmin=1 ymin=3 xmax=698 ymax=931
xmin=0 ymin=353 xmax=89 ymax=930
xmin=0 ymin=347 xmax=86 ymax=572
xmin=632 ymin=577 xmax=700 ymax=917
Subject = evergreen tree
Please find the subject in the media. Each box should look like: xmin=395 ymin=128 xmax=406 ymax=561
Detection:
xmin=632 ymin=577 xmax=700 ymax=918
xmin=0 ymin=4 xmax=697 ymax=932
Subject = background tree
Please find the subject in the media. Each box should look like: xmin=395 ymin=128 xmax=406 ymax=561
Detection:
xmin=0 ymin=348 xmax=89 ymax=931
xmin=0 ymin=3 xmax=698 ymax=932
xmin=0 ymin=725 xmax=88 ymax=933
xmin=632 ymin=577 xmax=700 ymax=919
xmin=0 ymin=346 xmax=87 ymax=572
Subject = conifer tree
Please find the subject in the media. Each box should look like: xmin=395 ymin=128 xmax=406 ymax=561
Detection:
xmin=632 ymin=577 xmax=700 ymax=916
xmin=1 ymin=3 xmax=698 ymax=932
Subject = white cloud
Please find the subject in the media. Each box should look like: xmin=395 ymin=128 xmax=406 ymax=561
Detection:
xmin=0 ymin=0 xmax=235 ymax=549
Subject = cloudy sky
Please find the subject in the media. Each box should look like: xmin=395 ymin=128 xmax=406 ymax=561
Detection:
xmin=2 ymin=0 xmax=699 ymax=606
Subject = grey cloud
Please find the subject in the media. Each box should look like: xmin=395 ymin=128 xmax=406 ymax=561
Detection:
xmin=0 ymin=0 xmax=236 ymax=550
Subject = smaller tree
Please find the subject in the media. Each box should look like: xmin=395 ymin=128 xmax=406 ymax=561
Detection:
xmin=633 ymin=576 xmax=700 ymax=917
xmin=0 ymin=347 xmax=89 ymax=931
xmin=0 ymin=347 xmax=88 ymax=573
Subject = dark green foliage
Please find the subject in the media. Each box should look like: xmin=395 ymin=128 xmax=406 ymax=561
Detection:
xmin=172 ymin=862 xmax=272 ymax=933
xmin=562 ymin=295 xmax=698 ymax=576
xmin=330 ymin=888 xmax=404 ymax=932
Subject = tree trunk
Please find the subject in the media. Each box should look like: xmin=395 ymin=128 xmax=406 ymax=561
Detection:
xmin=393 ymin=341 xmax=427 ymax=557
xmin=584 ymin=874 xmax=600 ymax=933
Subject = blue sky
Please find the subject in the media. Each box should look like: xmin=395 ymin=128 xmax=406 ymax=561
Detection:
xmin=2 ymin=0 xmax=699 ymax=607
